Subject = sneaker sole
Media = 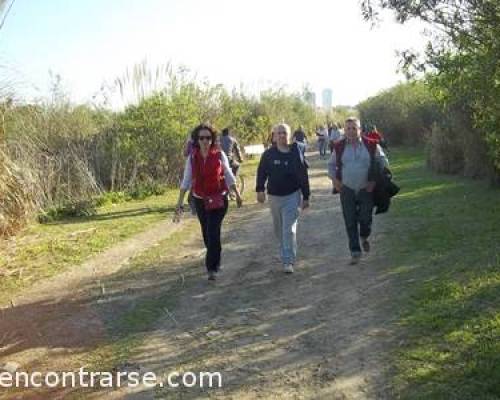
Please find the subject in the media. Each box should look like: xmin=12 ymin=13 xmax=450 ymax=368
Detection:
xmin=283 ymin=266 xmax=294 ymax=273
xmin=350 ymin=256 xmax=361 ymax=265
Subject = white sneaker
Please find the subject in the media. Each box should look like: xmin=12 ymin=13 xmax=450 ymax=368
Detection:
xmin=283 ymin=264 xmax=294 ymax=274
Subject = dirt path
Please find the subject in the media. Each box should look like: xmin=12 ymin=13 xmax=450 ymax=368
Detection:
xmin=0 ymin=219 xmax=189 ymax=399
xmin=90 ymin=156 xmax=397 ymax=399
xmin=1 ymin=154 xmax=397 ymax=399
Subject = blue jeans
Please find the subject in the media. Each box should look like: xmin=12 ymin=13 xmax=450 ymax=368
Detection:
xmin=318 ymin=139 xmax=327 ymax=157
xmin=268 ymin=191 xmax=301 ymax=265
xmin=340 ymin=186 xmax=374 ymax=255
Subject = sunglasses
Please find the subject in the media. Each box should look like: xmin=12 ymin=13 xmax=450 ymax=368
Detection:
xmin=276 ymin=131 xmax=288 ymax=135
xmin=198 ymin=136 xmax=212 ymax=141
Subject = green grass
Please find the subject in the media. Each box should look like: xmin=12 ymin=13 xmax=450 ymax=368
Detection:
xmin=387 ymin=147 xmax=500 ymax=399
xmin=0 ymin=189 xmax=180 ymax=306
xmin=0 ymin=154 xmax=260 ymax=308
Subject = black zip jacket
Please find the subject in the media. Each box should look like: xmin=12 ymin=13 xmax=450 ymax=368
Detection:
xmin=255 ymin=143 xmax=310 ymax=200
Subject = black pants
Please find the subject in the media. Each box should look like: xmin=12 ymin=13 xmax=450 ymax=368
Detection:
xmin=229 ymin=159 xmax=240 ymax=176
xmin=194 ymin=196 xmax=228 ymax=272
xmin=340 ymin=186 xmax=374 ymax=254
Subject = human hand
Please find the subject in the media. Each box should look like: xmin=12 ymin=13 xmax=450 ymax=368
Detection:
xmin=334 ymin=179 xmax=343 ymax=193
xmin=172 ymin=206 xmax=184 ymax=223
xmin=236 ymin=194 xmax=243 ymax=208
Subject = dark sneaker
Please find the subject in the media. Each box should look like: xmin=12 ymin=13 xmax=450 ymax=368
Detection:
xmin=361 ymin=238 xmax=370 ymax=253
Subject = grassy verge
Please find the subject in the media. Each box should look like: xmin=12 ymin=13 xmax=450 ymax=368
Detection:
xmin=0 ymin=222 xmax=201 ymax=400
xmin=387 ymin=148 xmax=500 ymax=399
xmin=0 ymin=154 xmax=260 ymax=306
xmin=0 ymin=189 xmax=180 ymax=305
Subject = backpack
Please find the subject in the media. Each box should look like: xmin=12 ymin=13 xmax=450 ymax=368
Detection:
xmin=333 ymin=138 xmax=400 ymax=212
xmin=292 ymin=142 xmax=309 ymax=169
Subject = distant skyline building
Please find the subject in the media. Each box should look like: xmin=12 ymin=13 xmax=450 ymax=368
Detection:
xmin=322 ymin=88 xmax=333 ymax=110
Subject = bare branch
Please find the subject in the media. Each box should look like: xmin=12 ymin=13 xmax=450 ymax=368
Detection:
xmin=0 ymin=0 xmax=15 ymax=31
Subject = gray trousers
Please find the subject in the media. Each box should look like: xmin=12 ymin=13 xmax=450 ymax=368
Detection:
xmin=268 ymin=191 xmax=301 ymax=265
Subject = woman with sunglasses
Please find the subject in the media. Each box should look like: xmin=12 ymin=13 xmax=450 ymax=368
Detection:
xmin=174 ymin=123 xmax=243 ymax=281
xmin=256 ymin=123 xmax=310 ymax=274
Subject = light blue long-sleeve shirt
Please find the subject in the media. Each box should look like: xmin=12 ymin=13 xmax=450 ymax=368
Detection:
xmin=328 ymin=129 xmax=343 ymax=142
xmin=327 ymin=138 xmax=389 ymax=192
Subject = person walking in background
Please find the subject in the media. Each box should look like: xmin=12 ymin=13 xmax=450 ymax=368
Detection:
xmin=220 ymin=127 xmax=244 ymax=176
xmin=183 ymin=133 xmax=194 ymax=158
xmin=174 ymin=123 xmax=243 ymax=281
xmin=266 ymin=127 xmax=277 ymax=148
xmin=256 ymin=123 xmax=310 ymax=274
xmin=293 ymin=125 xmax=307 ymax=145
xmin=328 ymin=122 xmax=334 ymax=137
xmin=292 ymin=125 xmax=308 ymax=158
xmin=182 ymin=132 xmax=197 ymax=215
xmin=328 ymin=122 xmax=343 ymax=153
xmin=365 ymin=125 xmax=388 ymax=150
xmin=328 ymin=117 xmax=388 ymax=264
xmin=364 ymin=124 xmax=381 ymax=142
xmin=316 ymin=125 xmax=329 ymax=158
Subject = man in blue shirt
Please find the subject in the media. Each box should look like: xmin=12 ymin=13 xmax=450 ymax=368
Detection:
xmin=328 ymin=117 xmax=388 ymax=264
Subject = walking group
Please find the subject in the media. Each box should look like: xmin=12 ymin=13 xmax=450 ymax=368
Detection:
xmin=173 ymin=117 xmax=391 ymax=281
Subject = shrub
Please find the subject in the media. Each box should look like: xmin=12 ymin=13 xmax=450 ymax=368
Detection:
xmin=94 ymin=191 xmax=130 ymax=207
xmin=0 ymin=149 xmax=35 ymax=237
xmin=38 ymin=199 xmax=97 ymax=223
xmin=127 ymin=182 xmax=168 ymax=200
xmin=426 ymin=123 xmax=464 ymax=174
xmin=357 ymin=81 xmax=440 ymax=146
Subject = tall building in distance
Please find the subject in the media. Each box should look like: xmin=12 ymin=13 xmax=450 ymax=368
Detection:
xmin=322 ymin=88 xmax=333 ymax=110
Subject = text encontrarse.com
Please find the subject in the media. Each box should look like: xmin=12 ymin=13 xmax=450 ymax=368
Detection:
xmin=0 ymin=368 xmax=223 ymax=389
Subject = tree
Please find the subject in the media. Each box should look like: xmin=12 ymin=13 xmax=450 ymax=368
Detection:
xmin=360 ymin=0 xmax=500 ymax=180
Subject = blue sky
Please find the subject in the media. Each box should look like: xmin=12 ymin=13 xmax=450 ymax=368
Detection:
xmin=0 ymin=0 xmax=430 ymax=106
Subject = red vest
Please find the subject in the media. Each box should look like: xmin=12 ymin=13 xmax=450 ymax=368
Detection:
xmin=366 ymin=131 xmax=382 ymax=143
xmin=191 ymin=147 xmax=227 ymax=197
xmin=334 ymin=137 xmax=377 ymax=181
